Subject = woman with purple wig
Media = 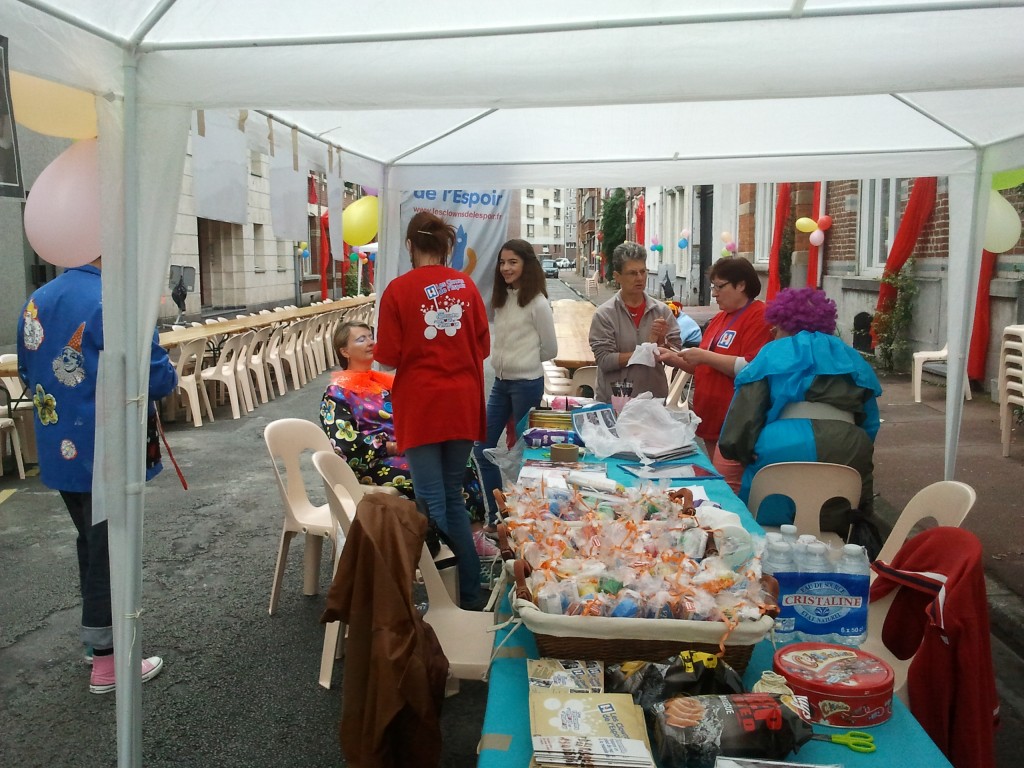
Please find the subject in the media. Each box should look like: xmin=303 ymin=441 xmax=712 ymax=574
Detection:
xmin=718 ymin=287 xmax=882 ymax=536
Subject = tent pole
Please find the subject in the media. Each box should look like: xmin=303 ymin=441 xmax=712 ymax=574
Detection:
xmin=945 ymin=161 xmax=989 ymax=480
xmin=113 ymin=50 xmax=145 ymax=768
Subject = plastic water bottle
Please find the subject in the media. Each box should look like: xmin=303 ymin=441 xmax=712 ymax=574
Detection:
xmin=792 ymin=534 xmax=817 ymax=570
xmin=762 ymin=541 xmax=797 ymax=643
xmin=833 ymin=544 xmax=871 ymax=646
xmin=762 ymin=540 xmax=797 ymax=575
xmin=800 ymin=542 xmax=832 ymax=574
xmin=780 ymin=524 xmax=799 ymax=546
xmin=764 ymin=531 xmax=785 ymax=548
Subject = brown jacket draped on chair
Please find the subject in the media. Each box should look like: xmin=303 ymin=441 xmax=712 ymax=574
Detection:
xmin=321 ymin=492 xmax=449 ymax=767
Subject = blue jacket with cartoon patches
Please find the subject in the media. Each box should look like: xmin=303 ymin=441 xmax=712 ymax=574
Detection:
xmin=16 ymin=265 xmax=178 ymax=492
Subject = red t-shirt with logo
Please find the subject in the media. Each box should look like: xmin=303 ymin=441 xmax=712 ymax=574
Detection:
xmin=374 ymin=264 xmax=490 ymax=451
xmin=693 ymin=299 xmax=771 ymax=441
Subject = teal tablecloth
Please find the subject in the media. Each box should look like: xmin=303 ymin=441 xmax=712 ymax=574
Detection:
xmin=477 ymin=447 xmax=952 ymax=767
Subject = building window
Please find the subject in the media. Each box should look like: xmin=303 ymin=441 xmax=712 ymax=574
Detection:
xmin=543 ymin=198 xmax=550 ymax=207
xmin=527 ymin=224 xmax=535 ymax=238
xmin=859 ymin=178 xmax=909 ymax=275
xmin=303 ymin=215 xmax=321 ymax=278
xmin=554 ymin=190 xmax=561 ymax=202
xmin=527 ymin=205 xmax=534 ymax=218
xmin=554 ymin=226 xmax=562 ymax=238
xmin=543 ymin=218 xmax=550 ymax=227
xmin=753 ymin=183 xmax=777 ymax=265
xmin=555 ymin=208 xmax=561 ymax=219
xmin=526 ymin=188 xmax=534 ymax=198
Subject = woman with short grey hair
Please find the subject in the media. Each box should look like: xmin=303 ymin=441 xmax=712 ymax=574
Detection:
xmin=588 ymin=241 xmax=681 ymax=403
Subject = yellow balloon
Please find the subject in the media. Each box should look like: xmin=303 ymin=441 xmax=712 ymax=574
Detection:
xmin=342 ymin=196 xmax=379 ymax=247
xmin=9 ymin=71 xmax=97 ymax=139
xmin=992 ymin=168 xmax=1024 ymax=191
xmin=795 ymin=217 xmax=819 ymax=233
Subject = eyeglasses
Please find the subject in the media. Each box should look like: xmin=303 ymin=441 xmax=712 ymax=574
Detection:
xmin=710 ymin=281 xmax=731 ymax=292
xmin=621 ymin=269 xmax=648 ymax=279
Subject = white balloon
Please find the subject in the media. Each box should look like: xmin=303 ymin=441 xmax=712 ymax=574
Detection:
xmin=984 ymin=189 xmax=1022 ymax=254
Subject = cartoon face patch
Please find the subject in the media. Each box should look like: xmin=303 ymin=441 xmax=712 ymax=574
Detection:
xmin=52 ymin=322 xmax=87 ymax=387
xmin=33 ymin=384 xmax=58 ymax=425
xmin=22 ymin=299 xmax=44 ymax=351
xmin=60 ymin=439 xmax=78 ymax=460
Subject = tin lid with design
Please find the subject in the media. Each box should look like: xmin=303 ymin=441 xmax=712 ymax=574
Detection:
xmin=773 ymin=642 xmax=894 ymax=698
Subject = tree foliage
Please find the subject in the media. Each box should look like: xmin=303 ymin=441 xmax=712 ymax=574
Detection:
xmin=600 ymin=188 xmax=626 ymax=281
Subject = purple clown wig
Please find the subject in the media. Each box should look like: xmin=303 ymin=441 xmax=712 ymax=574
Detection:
xmin=765 ymin=287 xmax=838 ymax=335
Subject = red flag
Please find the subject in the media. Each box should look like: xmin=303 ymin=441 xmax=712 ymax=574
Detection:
xmin=806 ymin=182 xmax=822 ymax=288
xmin=968 ymin=250 xmax=997 ymax=381
xmin=319 ymin=213 xmax=330 ymax=300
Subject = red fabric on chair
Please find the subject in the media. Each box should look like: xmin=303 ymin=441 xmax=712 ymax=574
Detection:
xmin=635 ymin=194 xmax=645 ymax=245
xmin=870 ymin=527 xmax=998 ymax=768
xmin=767 ymin=183 xmax=791 ymax=300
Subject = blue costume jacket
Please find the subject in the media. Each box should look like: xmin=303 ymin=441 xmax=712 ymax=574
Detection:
xmin=17 ymin=265 xmax=177 ymax=493
xmin=719 ymin=331 xmax=882 ymax=528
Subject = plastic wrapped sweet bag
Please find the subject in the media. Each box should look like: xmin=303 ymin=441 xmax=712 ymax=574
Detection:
xmin=481 ymin=435 xmax=526 ymax=489
xmin=626 ymin=342 xmax=660 ymax=367
xmin=579 ymin=393 xmax=701 ymax=460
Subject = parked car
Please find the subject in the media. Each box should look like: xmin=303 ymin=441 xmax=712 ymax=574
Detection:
xmin=542 ymin=259 xmax=559 ymax=279
xmin=555 ymin=257 xmax=573 ymax=269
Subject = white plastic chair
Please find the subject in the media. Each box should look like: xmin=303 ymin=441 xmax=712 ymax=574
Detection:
xmin=999 ymin=327 xmax=1024 ymax=457
xmin=246 ymin=326 xmax=274 ymax=404
xmin=747 ymin=461 xmax=863 ymax=547
xmin=570 ymin=366 xmax=598 ymax=397
xmin=664 ymin=369 xmax=692 ymax=412
xmin=263 ymin=324 xmax=290 ymax=398
xmin=874 ymin=480 xmax=976 ymax=567
xmin=311 ymin=450 xmax=400 ymax=688
xmin=912 ymin=344 xmax=972 ymax=403
xmin=0 ymin=354 xmax=36 ymax=463
xmin=199 ymin=332 xmax=253 ymax=419
xmin=280 ymin=320 xmax=309 ymax=391
xmin=172 ymin=338 xmax=214 ymax=427
xmin=264 ymin=419 xmax=336 ymax=615
xmin=0 ymin=386 xmax=26 ymax=480
xmin=417 ymin=541 xmax=495 ymax=684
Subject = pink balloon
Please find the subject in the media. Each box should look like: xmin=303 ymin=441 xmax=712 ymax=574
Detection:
xmin=361 ymin=185 xmax=380 ymax=197
xmin=651 ymin=236 xmax=660 ymax=246
xmin=24 ymin=139 xmax=101 ymax=268
xmin=809 ymin=230 xmax=825 ymax=247
xmin=725 ymin=241 xmax=738 ymax=252
xmin=680 ymin=228 xmax=691 ymax=239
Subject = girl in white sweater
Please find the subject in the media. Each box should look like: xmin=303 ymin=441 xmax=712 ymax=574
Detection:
xmin=476 ymin=239 xmax=558 ymax=529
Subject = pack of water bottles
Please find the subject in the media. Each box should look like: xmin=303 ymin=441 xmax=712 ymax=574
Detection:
xmin=760 ymin=526 xmax=870 ymax=647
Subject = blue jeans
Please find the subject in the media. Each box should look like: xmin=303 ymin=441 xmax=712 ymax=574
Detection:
xmin=405 ymin=440 xmax=482 ymax=608
xmin=474 ymin=376 xmax=545 ymax=525
xmin=60 ymin=491 xmax=114 ymax=650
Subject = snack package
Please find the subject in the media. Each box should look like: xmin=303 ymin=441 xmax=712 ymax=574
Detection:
xmin=527 ymin=658 xmax=605 ymax=693
xmin=606 ymin=651 xmax=745 ymax=712
xmin=651 ymin=693 xmax=813 ymax=768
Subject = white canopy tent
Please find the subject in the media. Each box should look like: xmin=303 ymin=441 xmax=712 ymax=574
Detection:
xmin=4 ymin=1 xmax=1024 ymax=763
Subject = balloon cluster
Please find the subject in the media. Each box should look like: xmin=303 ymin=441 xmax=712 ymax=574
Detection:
xmin=650 ymin=236 xmax=663 ymax=253
xmin=298 ymin=241 xmax=311 ymax=261
xmin=677 ymin=228 xmax=691 ymax=249
xmin=795 ymin=214 xmax=833 ymax=247
xmin=720 ymin=231 xmax=737 ymax=258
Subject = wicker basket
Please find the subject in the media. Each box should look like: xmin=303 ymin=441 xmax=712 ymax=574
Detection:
xmin=512 ymin=560 xmax=775 ymax=671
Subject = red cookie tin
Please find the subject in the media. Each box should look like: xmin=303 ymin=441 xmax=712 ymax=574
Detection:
xmin=773 ymin=642 xmax=894 ymax=728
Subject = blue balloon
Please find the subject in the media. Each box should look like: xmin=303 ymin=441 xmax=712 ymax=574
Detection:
xmin=302 ymin=248 xmax=310 ymax=258
xmin=678 ymin=238 xmax=689 ymax=249
xmin=367 ymin=252 xmax=375 ymax=262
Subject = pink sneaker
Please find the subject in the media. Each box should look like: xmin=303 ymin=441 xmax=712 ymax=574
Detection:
xmin=473 ymin=529 xmax=500 ymax=557
xmin=89 ymin=654 xmax=165 ymax=694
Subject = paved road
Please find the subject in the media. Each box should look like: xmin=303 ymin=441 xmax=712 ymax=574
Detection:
xmin=1 ymin=272 xmax=1020 ymax=765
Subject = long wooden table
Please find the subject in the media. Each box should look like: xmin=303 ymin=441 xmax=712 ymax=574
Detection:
xmin=158 ymin=295 xmax=374 ymax=349
xmin=551 ymin=299 xmax=596 ymax=370
xmin=478 ymin=447 xmax=954 ymax=768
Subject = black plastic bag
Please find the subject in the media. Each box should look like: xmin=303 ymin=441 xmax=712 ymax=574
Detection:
xmin=847 ymin=508 xmax=886 ymax=561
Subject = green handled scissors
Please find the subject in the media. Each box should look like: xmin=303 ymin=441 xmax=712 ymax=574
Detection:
xmin=811 ymin=730 xmax=876 ymax=753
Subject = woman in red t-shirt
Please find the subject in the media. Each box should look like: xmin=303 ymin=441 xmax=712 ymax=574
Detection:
xmin=375 ymin=211 xmax=490 ymax=609
xmin=657 ymin=257 xmax=772 ymax=489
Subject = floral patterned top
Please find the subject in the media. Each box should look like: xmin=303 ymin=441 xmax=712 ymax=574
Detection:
xmin=320 ymin=369 xmax=485 ymax=522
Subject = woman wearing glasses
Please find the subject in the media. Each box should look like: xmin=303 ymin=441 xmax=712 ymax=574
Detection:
xmin=657 ymin=256 xmax=772 ymax=488
xmin=589 ymin=241 xmax=682 ymax=403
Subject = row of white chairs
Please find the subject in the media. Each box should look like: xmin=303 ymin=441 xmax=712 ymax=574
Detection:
xmin=167 ymin=300 xmax=376 ymax=426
